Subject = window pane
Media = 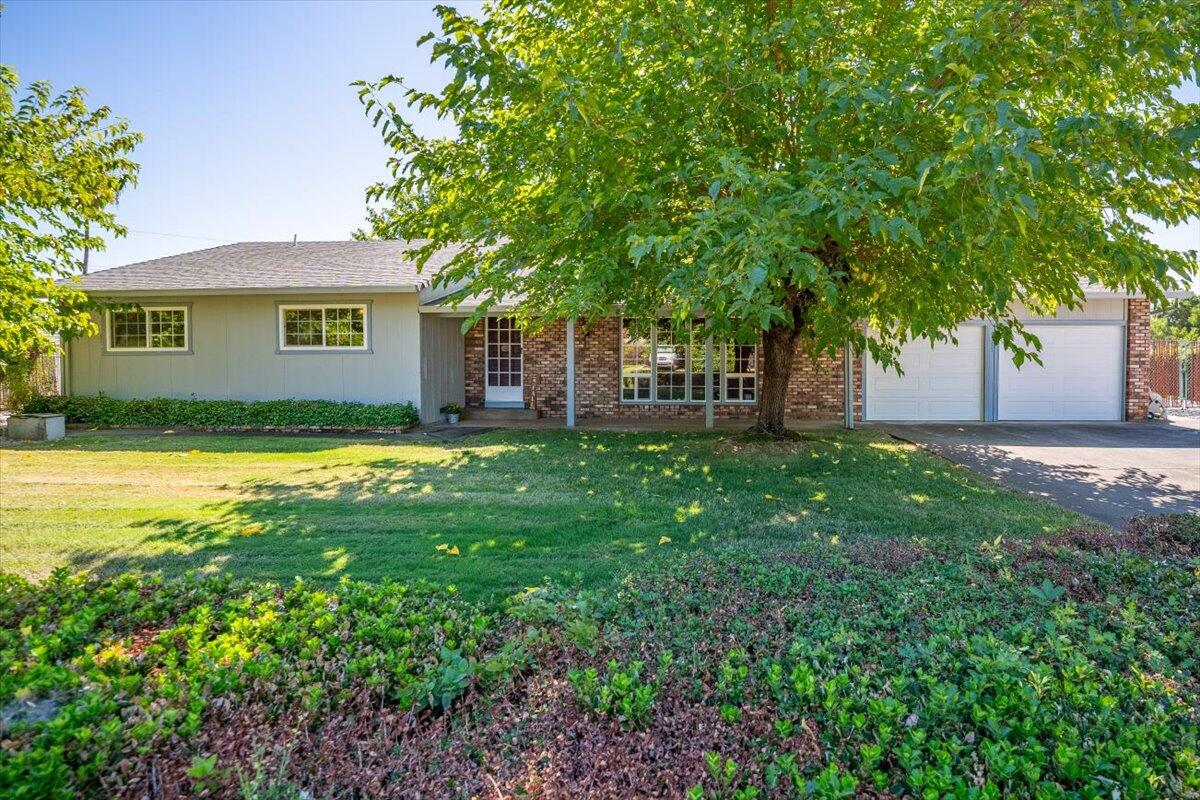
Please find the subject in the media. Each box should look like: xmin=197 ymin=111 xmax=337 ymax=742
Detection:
xmin=282 ymin=307 xmax=365 ymax=348
xmin=325 ymin=307 xmax=364 ymax=347
xmin=285 ymin=309 xmax=324 ymax=347
xmin=722 ymin=342 xmax=757 ymax=402
xmin=148 ymin=309 xmax=186 ymax=349
xmin=621 ymin=318 xmax=652 ymax=401
xmin=689 ymin=320 xmax=708 ymax=402
xmin=110 ymin=310 xmax=147 ymax=349
xmin=655 ymin=320 xmax=686 ymax=401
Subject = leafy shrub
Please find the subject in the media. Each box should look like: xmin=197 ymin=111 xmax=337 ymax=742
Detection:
xmin=22 ymin=394 xmax=419 ymax=429
xmin=0 ymin=571 xmax=508 ymax=797
xmin=2 ymin=515 xmax=1198 ymax=797
xmin=567 ymin=658 xmax=659 ymax=730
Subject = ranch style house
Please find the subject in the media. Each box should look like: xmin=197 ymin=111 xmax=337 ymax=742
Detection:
xmin=63 ymin=240 xmax=1164 ymax=426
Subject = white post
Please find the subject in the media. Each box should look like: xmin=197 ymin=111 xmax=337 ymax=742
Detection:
xmin=843 ymin=340 xmax=855 ymax=429
xmin=704 ymin=336 xmax=714 ymax=429
xmin=565 ymin=317 xmax=576 ymax=428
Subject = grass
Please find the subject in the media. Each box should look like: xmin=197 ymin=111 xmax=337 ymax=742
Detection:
xmin=4 ymin=429 xmax=1196 ymax=797
xmin=0 ymin=428 xmax=1082 ymax=601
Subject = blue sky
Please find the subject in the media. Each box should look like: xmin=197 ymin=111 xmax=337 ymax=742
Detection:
xmin=2 ymin=0 xmax=1196 ymax=274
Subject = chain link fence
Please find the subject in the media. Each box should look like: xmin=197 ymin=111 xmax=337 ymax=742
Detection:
xmin=0 ymin=352 xmax=61 ymax=411
xmin=1149 ymin=339 xmax=1199 ymax=408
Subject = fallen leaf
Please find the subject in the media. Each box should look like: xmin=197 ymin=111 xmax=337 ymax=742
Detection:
xmin=447 ymin=545 xmax=461 ymax=556
xmin=658 ymin=536 xmax=671 ymax=545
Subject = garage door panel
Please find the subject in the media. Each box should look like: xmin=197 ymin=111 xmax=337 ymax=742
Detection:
xmin=865 ymin=327 xmax=983 ymax=421
xmin=927 ymin=399 xmax=983 ymax=418
xmin=926 ymin=376 xmax=972 ymax=393
xmin=998 ymin=325 xmax=1122 ymax=421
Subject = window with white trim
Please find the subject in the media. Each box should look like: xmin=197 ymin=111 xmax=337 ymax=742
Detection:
xmin=620 ymin=319 xmax=652 ymax=401
xmin=620 ymin=318 xmax=757 ymax=403
xmin=279 ymin=305 xmax=367 ymax=350
xmin=107 ymin=307 xmax=188 ymax=351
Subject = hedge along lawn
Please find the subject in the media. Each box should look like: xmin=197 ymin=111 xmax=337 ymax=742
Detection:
xmin=0 ymin=428 xmax=1084 ymax=601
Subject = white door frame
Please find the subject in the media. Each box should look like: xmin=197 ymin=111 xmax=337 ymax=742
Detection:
xmin=484 ymin=316 xmax=524 ymax=407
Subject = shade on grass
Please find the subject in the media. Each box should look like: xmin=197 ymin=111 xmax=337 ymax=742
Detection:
xmin=0 ymin=429 xmax=1082 ymax=601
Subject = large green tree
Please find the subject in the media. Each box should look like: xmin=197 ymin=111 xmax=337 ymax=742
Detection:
xmin=0 ymin=64 xmax=140 ymax=401
xmin=360 ymin=0 xmax=1198 ymax=435
xmin=1152 ymin=295 xmax=1200 ymax=340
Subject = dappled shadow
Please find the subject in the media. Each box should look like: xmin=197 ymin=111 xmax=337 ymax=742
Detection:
xmin=886 ymin=433 xmax=1199 ymax=526
xmin=884 ymin=420 xmax=1200 ymax=450
xmin=3 ymin=428 xmax=1082 ymax=599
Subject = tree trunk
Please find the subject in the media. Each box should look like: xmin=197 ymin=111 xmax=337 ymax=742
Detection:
xmin=749 ymin=319 xmax=800 ymax=437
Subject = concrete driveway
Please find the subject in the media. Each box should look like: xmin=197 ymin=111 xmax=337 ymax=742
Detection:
xmin=882 ymin=419 xmax=1200 ymax=526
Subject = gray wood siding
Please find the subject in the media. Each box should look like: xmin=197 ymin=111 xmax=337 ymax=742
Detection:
xmin=419 ymin=315 xmax=466 ymax=423
xmin=67 ymin=293 xmax=423 ymax=407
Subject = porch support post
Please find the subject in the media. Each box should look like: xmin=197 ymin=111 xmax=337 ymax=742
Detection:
xmin=565 ymin=317 xmax=576 ymax=428
xmin=704 ymin=335 xmax=714 ymax=430
xmin=843 ymin=340 xmax=854 ymax=430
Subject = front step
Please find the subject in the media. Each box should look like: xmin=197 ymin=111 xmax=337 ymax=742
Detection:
xmin=467 ymin=407 xmax=542 ymax=422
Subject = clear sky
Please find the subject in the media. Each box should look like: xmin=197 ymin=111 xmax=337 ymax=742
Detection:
xmin=2 ymin=0 xmax=1197 ymax=275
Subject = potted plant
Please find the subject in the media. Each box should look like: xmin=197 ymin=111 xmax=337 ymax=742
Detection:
xmin=440 ymin=402 xmax=462 ymax=424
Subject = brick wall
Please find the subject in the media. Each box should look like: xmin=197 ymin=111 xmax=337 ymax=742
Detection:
xmin=1125 ymin=298 xmax=1151 ymax=421
xmin=465 ymin=316 xmax=860 ymax=422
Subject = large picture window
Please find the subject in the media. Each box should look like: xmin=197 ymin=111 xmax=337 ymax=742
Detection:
xmin=620 ymin=318 xmax=757 ymax=403
xmin=279 ymin=305 xmax=368 ymax=351
xmin=107 ymin=307 xmax=189 ymax=351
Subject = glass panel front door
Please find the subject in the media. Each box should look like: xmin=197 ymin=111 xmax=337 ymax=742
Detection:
xmin=485 ymin=317 xmax=524 ymax=406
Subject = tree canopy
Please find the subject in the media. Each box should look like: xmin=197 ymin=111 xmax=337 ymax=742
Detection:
xmin=359 ymin=0 xmax=1199 ymax=432
xmin=0 ymin=65 xmax=141 ymax=396
xmin=1152 ymin=295 xmax=1200 ymax=340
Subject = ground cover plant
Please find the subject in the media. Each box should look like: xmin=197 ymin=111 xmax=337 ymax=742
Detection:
xmin=0 ymin=429 xmax=1079 ymax=600
xmin=22 ymin=395 xmax=420 ymax=430
xmin=1 ymin=512 xmax=1196 ymax=798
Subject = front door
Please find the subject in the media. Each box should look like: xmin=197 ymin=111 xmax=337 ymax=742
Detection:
xmin=485 ymin=317 xmax=524 ymax=407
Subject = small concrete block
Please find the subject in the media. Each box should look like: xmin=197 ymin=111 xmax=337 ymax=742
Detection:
xmin=6 ymin=413 xmax=66 ymax=441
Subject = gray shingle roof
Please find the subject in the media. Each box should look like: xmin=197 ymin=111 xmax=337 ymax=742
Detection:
xmin=67 ymin=241 xmax=464 ymax=294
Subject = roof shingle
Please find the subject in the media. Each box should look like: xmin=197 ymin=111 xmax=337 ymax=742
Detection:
xmin=67 ymin=241 xmax=462 ymax=294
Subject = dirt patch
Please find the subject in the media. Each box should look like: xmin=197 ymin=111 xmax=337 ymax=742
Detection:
xmin=845 ymin=537 xmax=932 ymax=573
xmin=1005 ymin=515 xmax=1198 ymax=602
xmin=127 ymin=639 xmax=824 ymax=800
xmin=1034 ymin=515 xmax=1199 ymax=561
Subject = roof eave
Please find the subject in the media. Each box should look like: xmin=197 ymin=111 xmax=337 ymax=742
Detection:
xmin=72 ymin=284 xmax=423 ymax=297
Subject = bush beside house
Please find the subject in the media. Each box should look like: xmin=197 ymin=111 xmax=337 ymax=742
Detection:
xmin=22 ymin=395 xmax=420 ymax=430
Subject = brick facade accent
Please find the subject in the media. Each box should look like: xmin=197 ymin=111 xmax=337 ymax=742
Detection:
xmin=1125 ymin=298 xmax=1151 ymax=421
xmin=464 ymin=316 xmax=860 ymax=422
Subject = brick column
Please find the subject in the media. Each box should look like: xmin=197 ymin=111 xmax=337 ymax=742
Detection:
xmin=1125 ymin=298 xmax=1151 ymax=421
xmin=464 ymin=321 xmax=485 ymax=408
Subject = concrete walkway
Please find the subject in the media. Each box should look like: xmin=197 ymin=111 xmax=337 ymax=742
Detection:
xmin=882 ymin=419 xmax=1200 ymax=526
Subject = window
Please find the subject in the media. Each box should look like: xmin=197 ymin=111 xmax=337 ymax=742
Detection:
xmin=620 ymin=318 xmax=757 ymax=403
xmin=724 ymin=343 xmax=757 ymax=402
xmin=620 ymin=319 xmax=652 ymax=401
xmin=107 ymin=307 xmax=188 ymax=351
xmin=655 ymin=319 xmax=687 ymax=401
xmin=279 ymin=305 xmax=367 ymax=350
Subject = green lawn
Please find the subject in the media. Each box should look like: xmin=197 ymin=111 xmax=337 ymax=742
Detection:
xmin=0 ymin=428 xmax=1081 ymax=600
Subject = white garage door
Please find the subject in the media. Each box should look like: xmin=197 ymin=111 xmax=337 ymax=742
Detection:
xmin=998 ymin=325 xmax=1123 ymax=421
xmin=865 ymin=326 xmax=983 ymax=421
